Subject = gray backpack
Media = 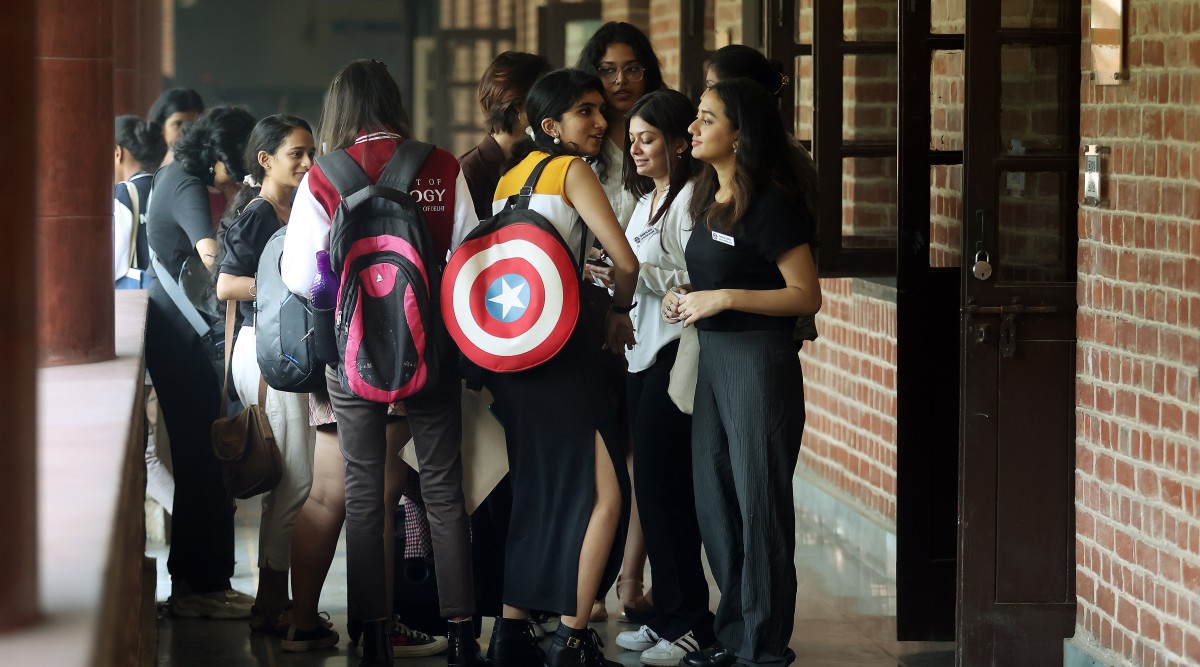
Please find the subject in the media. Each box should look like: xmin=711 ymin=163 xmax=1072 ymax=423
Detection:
xmin=255 ymin=226 xmax=326 ymax=392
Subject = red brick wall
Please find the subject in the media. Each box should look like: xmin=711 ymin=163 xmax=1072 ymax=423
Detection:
xmin=1075 ymin=1 xmax=1200 ymax=665
xmin=799 ymin=279 xmax=898 ymax=523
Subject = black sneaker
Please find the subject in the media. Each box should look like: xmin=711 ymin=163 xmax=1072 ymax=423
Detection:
xmin=280 ymin=622 xmax=340 ymax=653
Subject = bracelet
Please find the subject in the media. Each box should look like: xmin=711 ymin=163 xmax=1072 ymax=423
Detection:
xmin=611 ymin=302 xmax=637 ymax=314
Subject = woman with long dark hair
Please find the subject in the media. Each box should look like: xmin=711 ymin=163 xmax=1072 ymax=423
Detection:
xmin=704 ymin=44 xmax=820 ymax=348
xmin=214 ymin=114 xmax=323 ymax=643
xmin=482 ymin=68 xmax=637 ymax=667
xmin=575 ymin=21 xmax=665 ymax=231
xmin=663 ymin=79 xmax=822 ymax=667
xmin=575 ymin=20 xmax=666 ymax=623
xmin=280 ymin=59 xmax=483 ymax=667
xmin=611 ymin=89 xmax=713 ymax=666
xmin=148 ymin=87 xmax=205 ymax=165
xmin=144 ymin=105 xmax=256 ymax=619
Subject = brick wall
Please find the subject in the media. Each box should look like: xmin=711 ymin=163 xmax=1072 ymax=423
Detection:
xmin=799 ymin=279 xmax=898 ymax=524
xmin=602 ymin=0 xmax=649 ymax=32
xmin=1075 ymin=1 xmax=1200 ymax=665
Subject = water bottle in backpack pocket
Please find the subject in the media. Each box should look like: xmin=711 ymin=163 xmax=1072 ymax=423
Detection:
xmin=254 ymin=226 xmax=327 ymax=393
xmin=318 ymin=140 xmax=444 ymax=402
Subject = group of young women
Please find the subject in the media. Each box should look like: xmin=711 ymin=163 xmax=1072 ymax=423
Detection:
xmin=117 ymin=20 xmax=820 ymax=667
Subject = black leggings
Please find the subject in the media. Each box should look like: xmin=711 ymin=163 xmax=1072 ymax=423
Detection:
xmin=144 ymin=289 xmax=233 ymax=593
xmin=626 ymin=339 xmax=713 ymax=644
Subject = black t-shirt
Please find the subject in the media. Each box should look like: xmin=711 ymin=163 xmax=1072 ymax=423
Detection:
xmin=221 ymin=199 xmax=281 ymax=326
xmin=685 ymin=185 xmax=815 ymax=332
xmin=146 ymin=161 xmax=214 ymax=291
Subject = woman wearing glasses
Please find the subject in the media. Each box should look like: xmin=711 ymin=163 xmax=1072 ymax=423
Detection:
xmin=574 ymin=21 xmax=667 ymax=624
xmin=575 ymin=22 xmax=665 ymax=232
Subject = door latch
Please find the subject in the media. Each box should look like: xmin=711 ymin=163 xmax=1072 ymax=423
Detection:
xmin=962 ymin=303 xmax=1059 ymax=357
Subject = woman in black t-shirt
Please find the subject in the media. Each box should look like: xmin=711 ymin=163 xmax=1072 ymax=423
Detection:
xmin=144 ymin=106 xmax=256 ymax=619
xmin=214 ymin=114 xmax=321 ymax=642
xmin=662 ymin=79 xmax=822 ymax=667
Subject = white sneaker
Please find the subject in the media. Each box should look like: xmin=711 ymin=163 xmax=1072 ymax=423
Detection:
xmin=640 ymin=632 xmax=702 ymax=666
xmin=616 ymin=625 xmax=659 ymax=652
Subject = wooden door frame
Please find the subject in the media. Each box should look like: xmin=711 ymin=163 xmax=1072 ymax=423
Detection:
xmin=958 ymin=0 xmax=1080 ymax=663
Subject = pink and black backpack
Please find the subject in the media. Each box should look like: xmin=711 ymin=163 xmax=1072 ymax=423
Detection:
xmin=316 ymin=140 xmax=444 ymax=402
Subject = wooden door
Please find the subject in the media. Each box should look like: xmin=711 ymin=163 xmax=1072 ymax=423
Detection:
xmin=957 ymin=0 xmax=1080 ymax=663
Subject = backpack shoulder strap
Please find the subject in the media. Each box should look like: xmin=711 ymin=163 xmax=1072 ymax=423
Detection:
xmin=510 ymin=155 xmax=557 ymax=211
xmin=124 ymin=181 xmax=141 ymax=270
xmin=315 ymin=150 xmax=372 ymax=200
xmin=377 ymin=140 xmax=436 ymax=193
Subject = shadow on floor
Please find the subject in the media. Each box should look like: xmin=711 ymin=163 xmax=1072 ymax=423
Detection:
xmin=153 ymin=495 xmax=954 ymax=666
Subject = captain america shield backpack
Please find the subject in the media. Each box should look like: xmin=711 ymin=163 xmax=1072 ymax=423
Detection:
xmin=442 ymin=155 xmax=587 ymax=372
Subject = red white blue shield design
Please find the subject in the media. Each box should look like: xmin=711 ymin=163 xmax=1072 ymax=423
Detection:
xmin=442 ymin=222 xmax=580 ymax=372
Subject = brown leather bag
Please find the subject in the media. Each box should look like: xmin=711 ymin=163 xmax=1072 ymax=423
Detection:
xmin=211 ymin=301 xmax=283 ymax=499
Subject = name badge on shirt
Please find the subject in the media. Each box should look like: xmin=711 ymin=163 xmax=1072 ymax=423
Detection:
xmin=712 ymin=230 xmax=736 ymax=246
xmin=633 ymin=226 xmax=659 ymax=245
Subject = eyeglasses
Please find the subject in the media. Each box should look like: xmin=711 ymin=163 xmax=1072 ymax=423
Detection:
xmin=596 ymin=64 xmax=645 ymax=82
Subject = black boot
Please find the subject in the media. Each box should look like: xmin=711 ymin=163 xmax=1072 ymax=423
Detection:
xmin=545 ymin=626 xmax=618 ymax=667
xmin=490 ymin=617 xmax=544 ymax=666
xmin=447 ymin=619 xmax=486 ymax=666
xmin=359 ymin=619 xmax=394 ymax=667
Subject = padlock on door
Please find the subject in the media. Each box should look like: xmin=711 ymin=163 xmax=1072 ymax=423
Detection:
xmin=972 ymin=251 xmax=993 ymax=280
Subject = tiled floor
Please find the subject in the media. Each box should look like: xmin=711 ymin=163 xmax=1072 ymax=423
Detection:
xmin=153 ymin=496 xmax=954 ymax=666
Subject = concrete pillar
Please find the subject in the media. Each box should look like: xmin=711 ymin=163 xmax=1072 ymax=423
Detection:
xmin=0 ymin=0 xmax=40 ymax=632
xmin=36 ymin=0 xmax=116 ymax=366
xmin=113 ymin=0 xmax=138 ymax=115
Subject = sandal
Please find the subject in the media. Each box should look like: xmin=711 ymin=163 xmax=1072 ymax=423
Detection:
xmin=616 ymin=576 xmax=654 ymax=624
xmin=589 ymin=599 xmax=609 ymax=622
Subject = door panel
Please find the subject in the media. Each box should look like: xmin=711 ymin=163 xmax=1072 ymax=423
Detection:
xmin=995 ymin=338 xmax=1073 ymax=603
xmin=958 ymin=0 xmax=1079 ymax=662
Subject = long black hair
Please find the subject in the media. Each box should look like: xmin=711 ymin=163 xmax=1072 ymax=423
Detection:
xmin=148 ymin=88 xmax=205 ymax=126
xmin=574 ymin=21 xmax=665 ymax=182
xmin=172 ymin=106 xmax=256 ymax=186
xmin=503 ymin=68 xmax=607 ymax=173
xmin=114 ymin=115 xmax=167 ymax=172
xmin=622 ymin=89 xmax=701 ymax=229
xmin=318 ymin=59 xmax=412 ymax=155
xmin=689 ymin=78 xmax=817 ymax=236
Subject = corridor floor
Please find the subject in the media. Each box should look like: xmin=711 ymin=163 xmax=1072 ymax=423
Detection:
xmin=153 ymin=495 xmax=954 ymax=667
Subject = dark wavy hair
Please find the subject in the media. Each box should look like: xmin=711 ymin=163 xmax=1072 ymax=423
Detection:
xmin=706 ymin=45 xmax=789 ymax=97
xmin=622 ymin=89 xmax=701 ymax=229
xmin=114 ymin=115 xmax=167 ymax=171
xmin=148 ymin=88 xmax=205 ymax=126
xmin=574 ymin=21 xmax=665 ymax=182
xmin=319 ymin=59 xmax=412 ymax=155
xmin=689 ymin=78 xmax=817 ymax=236
xmin=503 ymin=68 xmax=607 ymax=173
xmin=479 ymin=51 xmax=553 ymax=135
xmin=172 ymin=106 xmax=256 ymax=187
xmin=574 ymin=21 xmax=665 ymax=94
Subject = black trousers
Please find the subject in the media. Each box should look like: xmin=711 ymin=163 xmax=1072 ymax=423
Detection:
xmin=144 ymin=288 xmax=233 ymax=593
xmin=692 ymin=329 xmax=805 ymax=667
xmin=325 ymin=363 xmax=476 ymax=623
xmin=626 ymin=339 xmax=714 ymax=644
